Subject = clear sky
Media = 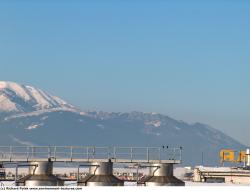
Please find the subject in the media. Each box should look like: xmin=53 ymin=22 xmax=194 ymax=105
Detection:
xmin=0 ymin=0 xmax=250 ymax=145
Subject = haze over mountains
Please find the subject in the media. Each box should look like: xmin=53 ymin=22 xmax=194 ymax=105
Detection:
xmin=0 ymin=81 xmax=245 ymax=166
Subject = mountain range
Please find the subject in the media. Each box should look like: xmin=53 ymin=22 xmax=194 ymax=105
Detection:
xmin=0 ymin=81 xmax=245 ymax=166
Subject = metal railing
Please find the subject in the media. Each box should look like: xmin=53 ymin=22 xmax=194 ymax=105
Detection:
xmin=0 ymin=146 xmax=182 ymax=163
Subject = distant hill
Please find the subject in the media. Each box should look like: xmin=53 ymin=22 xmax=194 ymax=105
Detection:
xmin=0 ymin=81 xmax=245 ymax=166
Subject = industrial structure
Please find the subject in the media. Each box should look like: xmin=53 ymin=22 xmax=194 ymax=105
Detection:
xmin=0 ymin=163 xmax=5 ymax=180
xmin=194 ymin=148 xmax=250 ymax=184
xmin=77 ymin=160 xmax=124 ymax=186
xmin=138 ymin=163 xmax=185 ymax=186
xmin=0 ymin=146 xmax=184 ymax=186
xmin=15 ymin=161 xmax=64 ymax=186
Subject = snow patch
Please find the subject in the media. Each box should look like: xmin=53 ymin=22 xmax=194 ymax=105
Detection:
xmin=0 ymin=81 xmax=7 ymax=89
xmin=174 ymin=126 xmax=181 ymax=131
xmin=0 ymin=94 xmax=18 ymax=112
xmin=4 ymin=107 xmax=79 ymax=121
xmin=0 ymin=81 xmax=31 ymax=101
xmin=79 ymin=112 xmax=87 ymax=116
xmin=145 ymin=120 xmax=161 ymax=128
xmin=26 ymin=86 xmax=52 ymax=109
xmin=26 ymin=123 xmax=43 ymax=130
xmin=151 ymin=112 xmax=158 ymax=115
xmin=41 ymin=116 xmax=49 ymax=120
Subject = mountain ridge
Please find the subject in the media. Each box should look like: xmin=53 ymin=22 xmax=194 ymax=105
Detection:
xmin=0 ymin=81 xmax=246 ymax=166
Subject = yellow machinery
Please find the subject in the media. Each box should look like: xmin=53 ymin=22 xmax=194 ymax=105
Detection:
xmin=220 ymin=149 xmax=246 ymax=164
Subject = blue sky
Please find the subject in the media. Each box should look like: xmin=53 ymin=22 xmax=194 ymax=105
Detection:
xmin=0 ymin=0 xmax=250 ymax=145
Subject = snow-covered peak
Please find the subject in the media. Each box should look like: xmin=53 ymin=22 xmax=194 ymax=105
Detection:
xmin=0 ymin=81 xmax=75 ymax=113
xmin=0 ymin=81 xmax=31 ymax=101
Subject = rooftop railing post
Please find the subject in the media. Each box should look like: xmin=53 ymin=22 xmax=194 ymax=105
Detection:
xmin=26 ymin=147 xmax=29 ymax=161
xmin=180 ymin=147 xmax=182 ymax=162
xmin=31 ymin=147 xmax=34 ymax=159
xmin=87 ymin=147 xmax=89 ymax=161
xmin=48 ymin=147 xmax=51 ymax=159
xmin=147 ymin=148 xmax=149 ymax=162
xmin=10 ymin=146 xmax=13 ymax=161
xmin=113 ymin=147 xmax=116 ymax=162
xmin=131 ymin=147 xmax=133 ymax=162
xmin=107 ymin=147 xmax=111 ymax=159
xmin=93 ymin=147 xmax=96 ymax=159
xmin=54 ymin=147 xmax=57 ymax=160
xmin=159 ymin=147 xmax=161 ymax=162
xmin=172 ymin=148 xmax=174 ymax=160
xmin=70 ymin=146 xmax=73 ymax=161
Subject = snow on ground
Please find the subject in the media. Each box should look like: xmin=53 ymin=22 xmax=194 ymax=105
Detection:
xmin=2 ymin=167 xmax=250 ymax=187
xmin=196 ymin=166 xmax=232 ymax=172
xmin=185 ymin=181 xmax=250 ymax=186
xmin=1 ymin=181 xmax=250 ymax=187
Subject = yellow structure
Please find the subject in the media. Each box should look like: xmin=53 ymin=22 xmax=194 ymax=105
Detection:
xmin=220 ymin=149 xmax=246 ymax=164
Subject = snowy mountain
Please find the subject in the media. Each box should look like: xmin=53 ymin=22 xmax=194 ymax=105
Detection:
xmin=0 ymin=81 xmax=75 ymax=113
xmin=0 ymin=81 xmax=246 ymax=166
